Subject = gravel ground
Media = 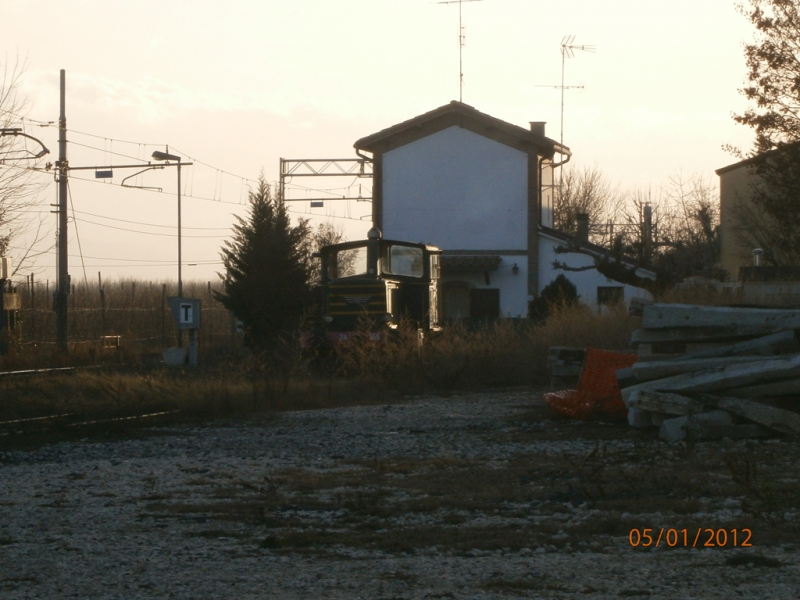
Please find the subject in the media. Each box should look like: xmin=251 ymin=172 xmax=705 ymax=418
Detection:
xmin=1 ymin=390 xmax=798 ymax=599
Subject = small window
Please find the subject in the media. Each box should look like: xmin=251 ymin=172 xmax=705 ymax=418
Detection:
xmin=597 ymin=286 xmax=624 ymax=306
xmin=382 ymin=245 xmax=424 ymax=278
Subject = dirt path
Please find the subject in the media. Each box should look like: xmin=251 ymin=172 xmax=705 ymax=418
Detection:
xmin=1 ymin=389 xmax=798 ymax=599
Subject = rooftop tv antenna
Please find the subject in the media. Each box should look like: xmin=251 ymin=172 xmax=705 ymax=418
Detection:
xmin=436 ymin=0 xmax=484 ymax=102
xmin=536 ymin=36 xmax=596 ymax=150
xmin=557 ymin=36 xmax=595 ymax=149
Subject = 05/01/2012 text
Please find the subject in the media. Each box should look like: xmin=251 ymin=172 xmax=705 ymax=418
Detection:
xmin=628 ymin=528 xmax=752 ymax=548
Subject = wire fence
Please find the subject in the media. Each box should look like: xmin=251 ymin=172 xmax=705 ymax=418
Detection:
xmin=4 ymin=277 xmax=238 ymax=356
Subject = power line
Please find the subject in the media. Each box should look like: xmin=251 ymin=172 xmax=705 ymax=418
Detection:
xmin=67 ymin=253 xmax=220 ymax=264
xmin=18 ymin=208 xmax=235 ymax=231
xmin=67 ymin=139 xmax=152 ymax=164
xmin=65 ymin=173 xmax=371 ymax=221
xmin=2 ymin=124 xmax=373 ymax=222
xmin=27 ymin=262 xmax=223 ymax=269
xmin=11 ymin=118 xmax=367 ymax=201
xmin=161 ymin=145 xmax=258 ymax=186
xmin=71 ymin=209 xmax=231 ymax=231
xmin=62 ymin=127 xmax=163 ymax=148
xmin=66 ymin=181 xmax=89 ymax=286
xmin=8 ymin=113 xmax=369 ymax=199
xmin=73 ymin=216 xmax=230 ymax=238
xmin=7 ymin=246 xmax=221 ymax=265
xmin=0 ymin=109 xmax=54 ymax=127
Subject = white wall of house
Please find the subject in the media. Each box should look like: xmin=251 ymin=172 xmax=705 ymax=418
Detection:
xmin=538 ymin=232 xmax=652 ymax=309
xmin=382 ymin=126 xmax=528 ymax=250
xmin=442 ymin=256 xmax=529 ymax=318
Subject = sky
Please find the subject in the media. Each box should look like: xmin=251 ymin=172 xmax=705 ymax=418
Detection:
xmin=2 ymin=0 xmax=756 ymax=285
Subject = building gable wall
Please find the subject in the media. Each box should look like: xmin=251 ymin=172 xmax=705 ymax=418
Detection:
xmin=718 ymin=164 xmax=776 ymax=279
xmin=382 ymin=126 xmax=528 ymax=250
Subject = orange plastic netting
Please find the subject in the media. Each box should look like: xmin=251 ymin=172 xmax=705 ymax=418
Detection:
xmin=544 ymin=347 xmax=638 ymax=419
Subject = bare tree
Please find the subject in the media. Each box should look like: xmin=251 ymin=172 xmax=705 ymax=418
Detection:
xmin=0 ymin=56 xmax=51 ymax=273
xmin=554 ymin=164 xmax=623 ymax=244
xmin=617 ymin=175 xmax=722 ymax=280
xmin=307 ymin=221 xmax=356 ymax=282
xmin=614 ymin=187 xmax=661 ymax=256
xmin=553 ymin=173 xmax=722 ymax=294
xmin=310 ymin=221 xmax=346 ymax=252
xmin=656 ymin=174 xmax=722 ymax=280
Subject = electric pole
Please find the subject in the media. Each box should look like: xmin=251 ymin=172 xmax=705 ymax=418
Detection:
xmin=45 ymin=70 xmax=192 ymax=354
xmin=56 ymin=69 xmax=69 ymax=352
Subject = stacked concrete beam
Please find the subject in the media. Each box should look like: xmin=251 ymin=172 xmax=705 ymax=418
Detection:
xmin=621 ymin=304 xmax=800 ymax=441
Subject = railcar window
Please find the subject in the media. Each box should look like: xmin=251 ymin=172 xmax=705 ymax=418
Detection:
xmin=330 ymin=246 xmax=366 ymax=279
xmin=383 ymin=245 xmax=424 ymax=277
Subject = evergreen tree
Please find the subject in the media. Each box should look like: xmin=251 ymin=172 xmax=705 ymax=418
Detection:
xmin=734 ymin=0 xmax=800 ymax=154
xmin=529 ymin=274 xmax=579 ymax=322
xmin=730 ymin=0 xmax=800 ymax=264
xmin=216 ymin=175 xmax=313 ymax=352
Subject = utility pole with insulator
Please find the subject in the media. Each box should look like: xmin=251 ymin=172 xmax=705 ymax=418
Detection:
xmin=56 ymin=69 xmax=69 ymax=352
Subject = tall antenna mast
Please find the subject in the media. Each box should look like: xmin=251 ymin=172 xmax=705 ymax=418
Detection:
xmin=437 ymin=0 xmax=484 ymax=102
xmin=558 ymin=35 xmax=595 ymax=150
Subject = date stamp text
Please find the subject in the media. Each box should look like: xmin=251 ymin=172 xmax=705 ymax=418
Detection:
xmin=628 ymin=528 xmax=752 ymax=548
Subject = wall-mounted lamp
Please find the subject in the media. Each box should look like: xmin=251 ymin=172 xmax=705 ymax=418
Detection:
xmin=512 ymin=263 xmax=519 ymax=275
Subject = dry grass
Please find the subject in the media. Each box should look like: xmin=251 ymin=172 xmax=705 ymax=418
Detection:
xmin=0 ymin=302 xmax=643 ymax=447
xmin=336 ymin=303 xmax=639 ymax=394
xmin=0 ymin=367 xmax=405 ymax=450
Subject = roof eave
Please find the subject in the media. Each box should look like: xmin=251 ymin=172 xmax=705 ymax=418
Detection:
xmin=539 ymin=225 xmax=639 ymax=269
xmin=353 ymin=100 xmax=564 ymax=157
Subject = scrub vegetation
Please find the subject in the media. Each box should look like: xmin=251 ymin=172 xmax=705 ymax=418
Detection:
xmin=0 ymin=297 xmax=639 ymax=445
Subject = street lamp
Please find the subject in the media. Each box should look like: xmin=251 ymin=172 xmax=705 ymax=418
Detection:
xmin=151 ymin=149 xmax=186 ymax=348
xmin=151 ymin=150 xmax=184 ymax=300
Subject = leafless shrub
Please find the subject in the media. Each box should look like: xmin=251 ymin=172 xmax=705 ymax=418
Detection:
xmin=0 ymin=55 xmax=52 ymax=272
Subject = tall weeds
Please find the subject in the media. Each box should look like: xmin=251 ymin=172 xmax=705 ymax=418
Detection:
xmin=335 ymin=303 xmax=638 ymax=394
xmin=1 ymin=294 xmax=641 ymax=432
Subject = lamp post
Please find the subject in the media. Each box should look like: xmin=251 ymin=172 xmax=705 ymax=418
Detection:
xmin=152 ymin=150 xmax=184 ymax=346
xmin=151 ymin=150 xmax=184 ymax=299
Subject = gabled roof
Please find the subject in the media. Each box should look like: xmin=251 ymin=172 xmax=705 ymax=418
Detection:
xmin=354 ymin=100 xmax=568 ymax=158
xmin=716 ymin=155 xmax=762 ymax=176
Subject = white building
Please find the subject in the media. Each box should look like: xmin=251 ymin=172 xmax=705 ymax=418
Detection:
xmin=354 ymin=101 xmax=650 ymax=318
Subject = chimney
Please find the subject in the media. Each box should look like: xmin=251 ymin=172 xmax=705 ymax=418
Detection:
xmin=575 ymin=213 xmax=589 ymax=244
xmin=529 ymin=121 xmax=546 ymax=137
xmin=642 ymin=204 xmax=653 ymax=260
xmin=753 ymin=248 xmax=763 ymax=267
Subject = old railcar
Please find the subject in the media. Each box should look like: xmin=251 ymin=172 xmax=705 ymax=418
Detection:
xmin=304 ymin=227 xmax=441 ymax=349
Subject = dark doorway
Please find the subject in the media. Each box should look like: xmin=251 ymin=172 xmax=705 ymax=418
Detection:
xmin=470 ymin=288 xmax=500 ymax=320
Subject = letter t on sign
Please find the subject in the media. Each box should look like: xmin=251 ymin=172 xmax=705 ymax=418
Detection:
xmin=180 ymin=303 xmax=193 ymax=324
